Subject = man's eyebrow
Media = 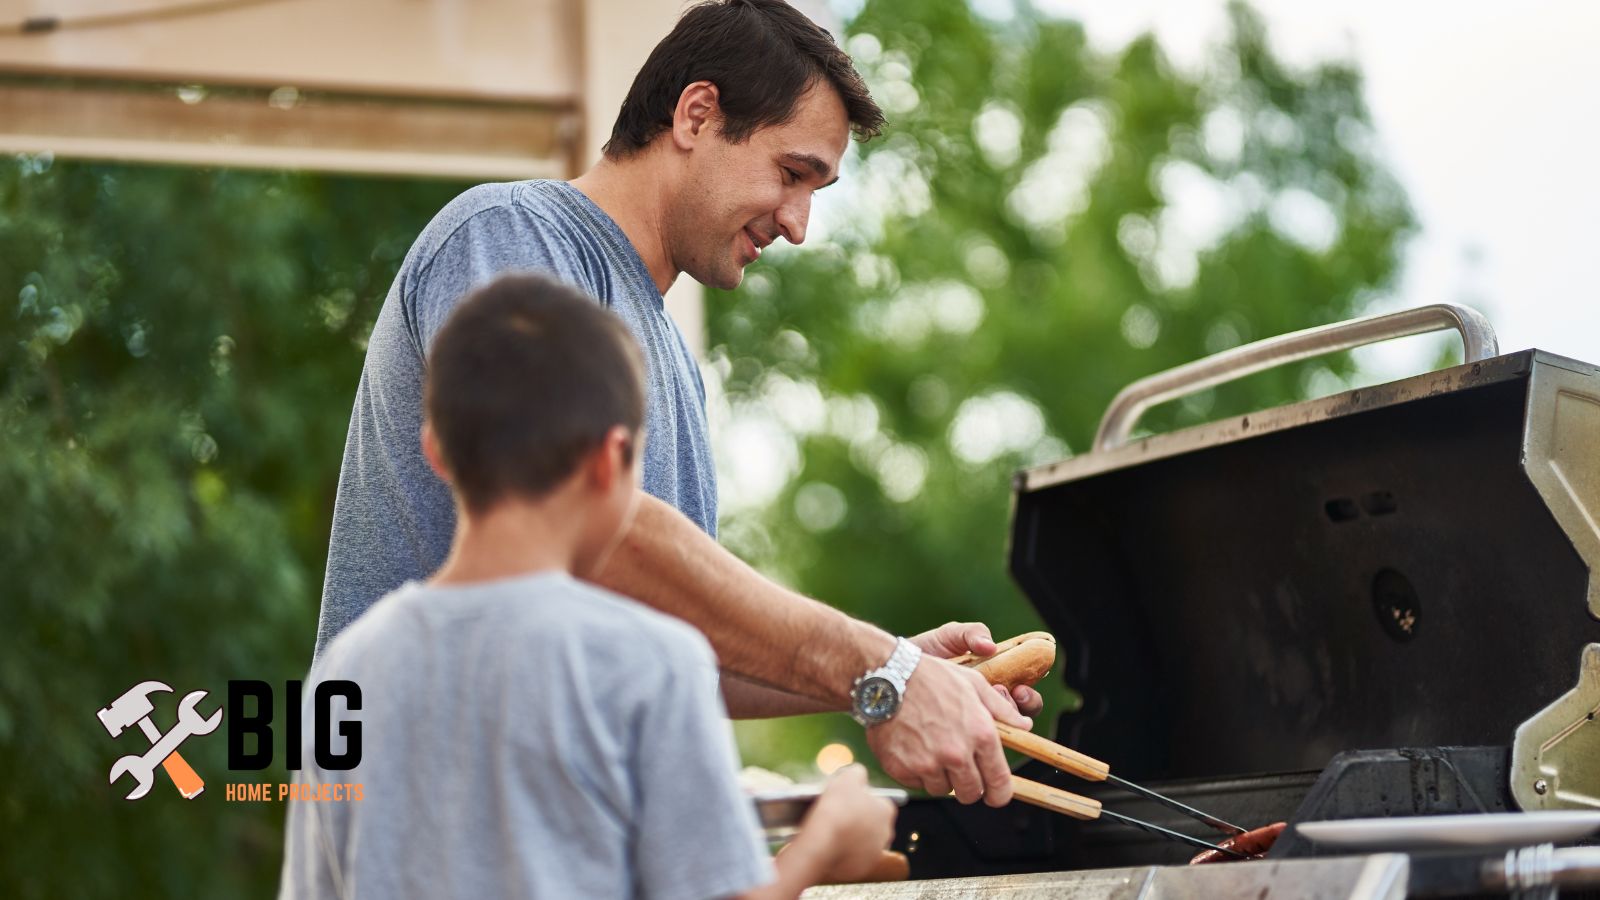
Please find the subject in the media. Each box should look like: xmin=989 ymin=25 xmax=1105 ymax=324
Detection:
xmin=782 ymin=152 xmax=839 ymax=188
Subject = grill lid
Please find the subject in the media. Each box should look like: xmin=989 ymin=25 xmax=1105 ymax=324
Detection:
xmin=1008 ymin=306 xmax=1600 ymax=783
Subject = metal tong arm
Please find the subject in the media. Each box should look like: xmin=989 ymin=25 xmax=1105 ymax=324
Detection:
xmin=997 ymin=722 xmax=1247 ymax=837
xmin=1092 ymin=303 xmax=1499 ymax=452
xmin=1006 ymin=774 xmax=1246 ymax=858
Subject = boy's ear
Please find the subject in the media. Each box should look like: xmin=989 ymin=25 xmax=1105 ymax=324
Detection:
xmin=586 ymin=425 xmax=635 ymax=492
xmin=420 ymin=421 xmax=452 ymax=484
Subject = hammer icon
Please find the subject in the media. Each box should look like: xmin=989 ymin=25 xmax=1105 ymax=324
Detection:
xmin=98 ymin=680 xmax=215 ymax=800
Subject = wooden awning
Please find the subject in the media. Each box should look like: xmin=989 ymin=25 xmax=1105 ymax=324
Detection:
xmin=0 ymin=0 xmax=585 ymax=179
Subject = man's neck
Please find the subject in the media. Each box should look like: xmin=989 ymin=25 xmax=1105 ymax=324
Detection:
xmin=570 ymin=155 xmax=680 ymax=296
xmin=429 ymin=498 xmax=583 ymax=588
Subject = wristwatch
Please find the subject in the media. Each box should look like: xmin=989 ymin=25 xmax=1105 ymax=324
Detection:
xmin=849 ymin=637 xmax=922 ymax=726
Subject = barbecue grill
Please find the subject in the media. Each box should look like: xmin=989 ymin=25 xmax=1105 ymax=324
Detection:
xmin=817 ymin=305 xmax=1600 ymax=898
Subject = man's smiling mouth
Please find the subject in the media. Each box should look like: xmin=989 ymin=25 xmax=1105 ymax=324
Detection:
xmin=743 ymin=227 xmax=771 ymax=261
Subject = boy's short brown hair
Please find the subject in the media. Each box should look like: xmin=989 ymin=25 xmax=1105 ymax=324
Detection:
xmin=425 ymin=274 xmax=645 ymax=514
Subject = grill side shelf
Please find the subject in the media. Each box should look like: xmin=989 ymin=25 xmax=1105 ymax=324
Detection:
xmin=1272 ymin=747 xmax=1515 ymax=860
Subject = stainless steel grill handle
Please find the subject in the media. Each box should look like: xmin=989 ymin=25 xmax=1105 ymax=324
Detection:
xmin=1092 ymin=303 xmax=1499 ymax=452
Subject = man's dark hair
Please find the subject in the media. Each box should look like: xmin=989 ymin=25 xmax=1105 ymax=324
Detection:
xmin=603 ymin=0 xmax=885 ymax=157
xmin=425 ymin=274 xmax=645 ymax=514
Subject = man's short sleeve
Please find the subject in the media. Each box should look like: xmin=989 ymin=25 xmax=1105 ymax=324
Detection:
xmin=408 ymin=197 xmax=594 ymax=355
xmin=632 ymin=637 xmax=775 ymax=900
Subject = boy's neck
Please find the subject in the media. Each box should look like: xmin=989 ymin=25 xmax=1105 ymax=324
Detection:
xmin=429 ymin=496 xmax=584 ymax=588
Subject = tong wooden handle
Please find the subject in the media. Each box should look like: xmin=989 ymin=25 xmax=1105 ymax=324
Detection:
xmin=996 ymin=721 xmax=1110 ymax=783
xmin=998 ymin=724 xmax=1252 ymax=842
xmin=948 ymin=630 xmax=1054 ymax=667
xmin=954 ymin=633 xmax=1057 ymax=695
xmin=959 ymin=632 xmax=1107 ymax=822
xmin=999 ymin=725 xmax=1108 ymax=822
xmin=1010 ymin=776 xmax=1102 ymax=821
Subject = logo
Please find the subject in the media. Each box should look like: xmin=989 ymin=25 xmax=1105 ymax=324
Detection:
xmin=98 ymin=678 xmax=364 ymax=803
xmin=97 ymin=680 xmax=223 ymax=801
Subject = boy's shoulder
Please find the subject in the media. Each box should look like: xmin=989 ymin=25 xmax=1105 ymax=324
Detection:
xmin=322 ymin=572 xmax=714 ymax=681
xmin=541 ymin=575 xmax=716 ymax=667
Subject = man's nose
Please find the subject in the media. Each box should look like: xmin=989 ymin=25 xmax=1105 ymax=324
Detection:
xmin=776 ymin=194 xmax=812 ymax=246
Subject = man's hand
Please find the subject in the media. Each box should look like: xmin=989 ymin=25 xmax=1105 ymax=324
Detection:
xmin=865 ymin=655 xmax=1030 ymax=807
xmin=908 ymin=621 xmax=1044 ymax=717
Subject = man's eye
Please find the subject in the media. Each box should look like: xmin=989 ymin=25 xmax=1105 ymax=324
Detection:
xmin=782 ymin=168 xmax=800 ymax=184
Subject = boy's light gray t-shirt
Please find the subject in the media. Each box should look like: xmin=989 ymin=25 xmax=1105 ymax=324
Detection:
xmin=316 ymin=180 xmax=717 ymax=659
xmin=280 ymin=571 xmax=774 ymax=900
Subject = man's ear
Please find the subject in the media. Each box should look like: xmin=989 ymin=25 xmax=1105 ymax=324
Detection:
xmin=421 ymin=421 xmax=452 ymax=484
xmin=671 ymin=80 xmax=721 ymax=151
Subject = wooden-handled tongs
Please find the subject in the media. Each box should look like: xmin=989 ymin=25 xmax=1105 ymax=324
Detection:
xmin=999 ymin=723 xmax=1248 ymax=858
xmin=960 ymin=632 xmax=1249 ymax=858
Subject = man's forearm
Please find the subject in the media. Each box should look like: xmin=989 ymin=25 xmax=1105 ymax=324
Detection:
xmin=590 ymin=491 xmax=894 ymax=703
xmin=721 ymin=672 xmax=841 ymax=719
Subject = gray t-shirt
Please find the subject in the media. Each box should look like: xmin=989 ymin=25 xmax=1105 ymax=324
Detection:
xmin=280 ymin=571 xmax=773 ymax=900
xmin=316 ymin=180 xmax=718 ymax=661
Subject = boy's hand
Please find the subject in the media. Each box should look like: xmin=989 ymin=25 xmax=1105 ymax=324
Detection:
xmin=803 ymin=764 xmax=897 ymax=883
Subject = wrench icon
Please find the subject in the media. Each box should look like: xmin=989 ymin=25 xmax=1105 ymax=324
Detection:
xmin=108 ymin=690 xmax=223 ymax=800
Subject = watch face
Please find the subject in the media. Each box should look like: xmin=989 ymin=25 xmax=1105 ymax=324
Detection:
xmin=856 ymin=676 xmax=900 ymax=721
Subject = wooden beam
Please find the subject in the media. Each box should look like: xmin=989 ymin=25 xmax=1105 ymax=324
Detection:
xmin=0 ymin=78 xmax=580 ymax=180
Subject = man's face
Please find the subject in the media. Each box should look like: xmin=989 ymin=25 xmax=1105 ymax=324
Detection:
xmin=669 ymin=82 xmax=851 ymax=290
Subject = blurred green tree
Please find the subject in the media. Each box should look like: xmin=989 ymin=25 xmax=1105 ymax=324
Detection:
xmin=0 ymin=161 xmax=467 ymax=897
xmin=718 ymin=0 xmax=1414 ymax=771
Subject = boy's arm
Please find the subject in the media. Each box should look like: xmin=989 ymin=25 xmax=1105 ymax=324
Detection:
xmin=739 ymin=834 xmax=830 ymax=900
xmin=629 ymin=641 xmax=778 ymax=900
xmin=591 ymin=492 xmax=1030 ymax=805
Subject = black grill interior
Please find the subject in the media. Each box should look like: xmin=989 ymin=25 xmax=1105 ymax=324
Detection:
xmin=1011 ymin=365 xmax=1598 ymax=781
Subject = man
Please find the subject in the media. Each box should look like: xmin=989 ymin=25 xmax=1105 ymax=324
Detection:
xmin=317 ymin=0 xmax=1040 ymax=806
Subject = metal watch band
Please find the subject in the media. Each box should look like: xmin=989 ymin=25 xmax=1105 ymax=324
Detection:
xmin=882 ymin=637 xmax=922 ymax=689
xmin=848 ymin=637 xmax=923 ymax=727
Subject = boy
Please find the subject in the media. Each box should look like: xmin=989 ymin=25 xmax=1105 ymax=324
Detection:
xmin=280 ymin=273 xmax=896 ymax=899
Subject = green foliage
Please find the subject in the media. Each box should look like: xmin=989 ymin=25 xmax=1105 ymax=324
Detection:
xmin=718 ymin=0 xmax=1414 ymax=770
xmin=0 ymin=160 xmax=467 ymax=896
xmin=0 ymin=1 xmax=1414 ymax=892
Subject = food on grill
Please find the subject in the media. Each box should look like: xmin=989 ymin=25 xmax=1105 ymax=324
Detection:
xmin=1187 ymin=822 xmax=1286 ymax=865
xmin=969 ymin=637 xmax=1057 ymax=689
xmin=739 ymin=765 xmax=797 ymax=792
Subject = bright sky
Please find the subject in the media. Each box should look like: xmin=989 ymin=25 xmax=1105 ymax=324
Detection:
xmin=1040 ymin=0 xmax=1600 ymax=374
